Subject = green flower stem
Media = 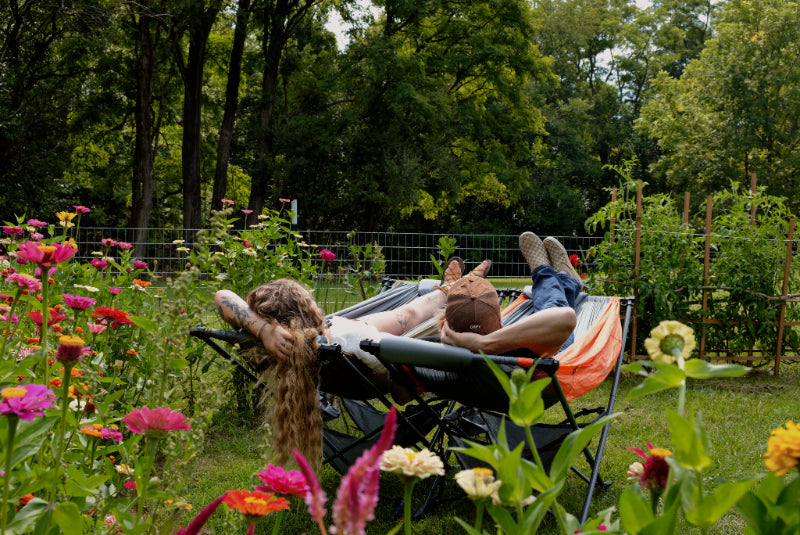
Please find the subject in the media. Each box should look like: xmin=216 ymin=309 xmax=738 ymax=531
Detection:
xmin=673 ymin=348 xmax=686 ymax=418
xmin=525 ymin=425 xmax=545 ymax=473
xmin=473 ymin=500 xmax=485 ymax=531
xmin=271 ymin=508 xmax=284 ymax=535
xmin=1 ymin=416 xmax=19 ymax=534
xmin=48 ymin=365 xmax=73 ymax=504
xmin=40 ymin=276 xmax=50 ymax=385
xmin=403 ymin=480 xmax=417 ymax=535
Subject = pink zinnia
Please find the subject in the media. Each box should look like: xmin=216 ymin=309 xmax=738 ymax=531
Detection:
xmin=3 ymin=226 xmax=23 ymax=236
xmin=101 ymin=238 xmax=117 ymax=247
xmin=91 ymin=259 xmax=108 ymax=270
xmin=73 ymin=205 xmax=91 ymax=214
xmin=122 ymin=406 xmax=191 ymax=438
xmin=16 ymin=240 xmax=77 ymax=266
xmin=241 ymin=209 xmax=253 ymax=214
xmin=101 ymin=427 xmax=123 ymax=443
xmin=34 ymin=266 xmax=58 ymax=279
xmin=0 ymin=384 xmax=57 ymax=421
xmin=279 ymin=198 xmax=290 ymax=203
xmin=6 ymin=273 xmax=42 ymax=292
xmin=320 ymin=249 xmax=336 ymax=262
xmin=27 ymin=219 xmax=49 ymax=229
xmin=133 ymin=260 xmax=147 ymax=270
xmin=256 ymin=463 xmax=310 ymax=498
xmin=30 ymin=232 xmax=44 ymax=241
xmin=1 ymin=313 xmax=19 ymax=323
xmin=86 ymin=322 xmax=107 ymax=335
xmin=62 ymin=294 xmax=97 ymax=311
xmin=117 ymin=241 xmax=133 ymax=250
xmin=221 ymin=199 xmax=235 ymax=205
xmin=108 ymin=287 xmax=122 ymax=295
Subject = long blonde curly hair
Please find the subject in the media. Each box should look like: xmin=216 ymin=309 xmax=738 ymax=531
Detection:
xmin=245 ymin=279 xmax=327 ymax=470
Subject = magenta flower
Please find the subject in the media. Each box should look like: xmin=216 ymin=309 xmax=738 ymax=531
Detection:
xmin=30 ymin=232 xmax=43 ymax=241
xmin=101 ymin=427 xmax=124 ymax=443
xmin=122 ymin=407 xmax=191 ymax=438
xmin=55 ymin=335 xmax=90 ymax=364
xmin=320 ymin=249 xmax=336 ymax=262
xmin=221 ymin=199 xmax=235 ymax=205
xmin=16 ymin=240 xmax=77 ymax=267
xmin=1 ymin=384 xmax=57 ymax=421
xmin=133 ymin=260 xmax=147 ymax=270
xmin=90 ymin=259 xmax=108 ymax=270
xmin=28 ymin=308 xmax=67 ymax=326
xmin=34 ymin=266 xmax=58 ymax=279
xmin=108 ymin=287 xmax=122 ymax=295
xmin=6 ymin=273 xmax=42 ymax=292
xmin=279 ymin=198 xmax=290 ymax=203
xmin=175 ymin=493 xmax=227 ymax=535
xmin=101 ymin=238 xmax=118 ymax=247
xmin=256 ymin=463 xmax=310 ymax=498
xmin=1 ymin=313 xmax=19 ymax=323
xmin=62 ymin=294 xmax=97 ymax=311
xmin=73 ymin=205 xmax=91 ymax=214
xmin=3 ymin=226 xmax=23 ymax=236
xmin=242 ymin=239 xmax=253 ymax=248
xmin=241 ymin=209 xmax=253 ymax=214
xmin=117 ymin=241 xmax=133 ymax=250
xmin=628 ymin=442 xmax=672 ymax=494
xmin=330 ymin=407 xmax=397 ymax=535
xmin=27 ymin=219 xmax=49 ymax=229
xmin=294 ymin=451 xmax=328 ymax=531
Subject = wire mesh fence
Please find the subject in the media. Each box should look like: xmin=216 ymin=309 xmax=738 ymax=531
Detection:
xmin=73 ymin=227 xmax=604 ymax=280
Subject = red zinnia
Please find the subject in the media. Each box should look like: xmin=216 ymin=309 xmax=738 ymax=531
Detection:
xmin=628 ymin=442 xmax=672 ymax=493
xmin=90 ymin=307 xmax=135 ymax=329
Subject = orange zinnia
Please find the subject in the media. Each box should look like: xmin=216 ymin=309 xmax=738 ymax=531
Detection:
xmin=133 ymin=279 xmax=152 ymax=288
xmin=223 ymin=490 xmax=290 ymax=517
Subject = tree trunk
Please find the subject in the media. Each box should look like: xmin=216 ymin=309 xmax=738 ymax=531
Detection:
xmin=181 ymin=3 xmax=221 ymax=241
xmin=131 ymin=5 xmax=155 ymax=258
xmin=248 ymin=0 xmax=290 ymax=227
xmin=212 ymin=0 xmax=252 ymax=212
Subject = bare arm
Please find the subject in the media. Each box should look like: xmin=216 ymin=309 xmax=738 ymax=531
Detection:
xmin=214 ymin=289 xmax=294 ymax=360
xmin=440 ymin=306 xmax=576 ymax=357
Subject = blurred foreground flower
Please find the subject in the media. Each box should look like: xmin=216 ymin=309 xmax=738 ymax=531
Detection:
xmin=16 ymin=240 xmax=77 ymax=267
xmin=319 ymin=249 xmax=336 ymax=262
xmin=628 ymin=442 xmax=672 ymax=493
xmin=455 ymin=467 xmax=502 ymax=500
xmin=644 ymin=320 xmax=696 ymax=364
xmin=764 ymin=421 xmax=800 ymax=476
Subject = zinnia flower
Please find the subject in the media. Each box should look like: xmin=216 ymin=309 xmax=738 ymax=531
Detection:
xmin=122 ymin=406 xmax=191 ymax=438
xmin=56 ymin=212 xmax=77 ymax=222
xmin=223 ymin=489 xmax=290 ymax=517
xmin=628 ymin=442 xmax=672 ymax=493
xmin=221 ymin=199 xmax=234 ymax=205
xmin=380 ymin=446 xmax=445 ymax=481
xmin=27 ymin=219 xmax=49 ymax=228
xmin=256 ymin=463 xmax=309 ymax=498
xmin=644 ymin=320 xmax=696 ymax=364
xmin=133 ymin=279 xmax=151 ymax=288
xmin=279 ymin=198 xmax=290 ymax=203
xmin=569 ymin=254 xmax=579 ymax=268
xmin=241 ymin=209 xmax=253 ymax=215
xmin=6 ymin=272 xmax=42 ymax=292
xmin=55 ymin=335 xmax=89 ymax=364
xmin=73 ymin=205 xmax=91 ymax=214
xmin=764 ymin=421 xmax=800 ymax=476
xmin=115 ymin=464 xmax=135 ymax=476
xmin=133 ymin=260 xmax=147 ymax=270
xmin=16 ymin=240 xmax=77 ymax=266
xmin=0 ymin=384 xmax=57 ymax=421
xmin=90 ymin=306 xmax=135 ymax=329
xmin=86 ymin=322 xmax=107 ymax=335
xmin=28 ymin=307 xmax=67 ymax=326
xmin=61 ymin=294 xmax=97 ymax=310
xmin=91 ymin=259 xmax=108 ymax=270
xmin=3 ymin=226 xmax=23 ymax=236
xmin=455 ymin=467 xmax=502 ymax=500
xmin=320 ymin=249 xmax=336 ymax=262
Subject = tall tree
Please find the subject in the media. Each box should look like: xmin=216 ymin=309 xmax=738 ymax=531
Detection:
xmin=211 ymin=0 xmax=253 ymax=212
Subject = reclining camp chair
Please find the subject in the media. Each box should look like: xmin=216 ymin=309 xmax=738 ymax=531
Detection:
xmin=190 ymin=279 xmax=634 ymax=523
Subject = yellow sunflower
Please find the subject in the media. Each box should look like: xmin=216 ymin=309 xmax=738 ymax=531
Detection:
xmin=644 ymin=320 xmax=696 ymax=364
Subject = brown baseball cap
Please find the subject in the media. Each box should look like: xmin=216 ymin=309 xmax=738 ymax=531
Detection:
xmin=445 ymin=275 xmax=502 ymax=335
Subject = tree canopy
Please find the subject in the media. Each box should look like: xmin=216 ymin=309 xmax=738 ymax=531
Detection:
xmin=1 ymin=0 xmax=797 ymax=235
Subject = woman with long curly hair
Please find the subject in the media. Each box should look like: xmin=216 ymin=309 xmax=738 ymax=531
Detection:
xmin=214 ymin=258 xmax=490 ymax=468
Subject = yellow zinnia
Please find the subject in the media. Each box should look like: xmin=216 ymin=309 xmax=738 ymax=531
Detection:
xmin=56 ymin=211 xmax=77 ymax=222
xmin=644 ymin=320 xmax=696 ymax=364
xmin=764 ymin=421 xmax=800 ymax=476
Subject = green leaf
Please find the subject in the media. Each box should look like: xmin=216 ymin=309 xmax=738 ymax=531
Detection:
xmin=169 ymin=357 xmax=189 ymax=370
xmin=53 ymin=501 xmax=85 ymax=535
xmin=65 ymin=464 xmax=109 ymax=497
xmin=549 ymin=415 xmax=617 ymax=484
xmin=665 ymin=409 xmax=711 ymax=472
xmin=683 ymin=359 xmax=750 ymax=379
xmin=619 ymin=485 xmax=654 ymax=533
xmin=129 ymin=314 xmax=157 ymax=332
xmin=624 ymin=362 xmax=686 ymax=401
xmin=685 ymin=479 xmax=757 ymax=530
xmin=508 ymin=378 xmax=549 ymax=427
xmin=5 ymin=498 xmax=49 ymax=535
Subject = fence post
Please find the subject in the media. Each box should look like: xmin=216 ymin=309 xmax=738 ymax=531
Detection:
xmin=631 ymin=181 xmax=643 ymax=358
xmin=699 ymin=195 xmax=713 ymax=361
xmin=774 ymin=217 xmax=795 ymax=376
xmin=683 ymin=192 xmax=691 ymax=227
